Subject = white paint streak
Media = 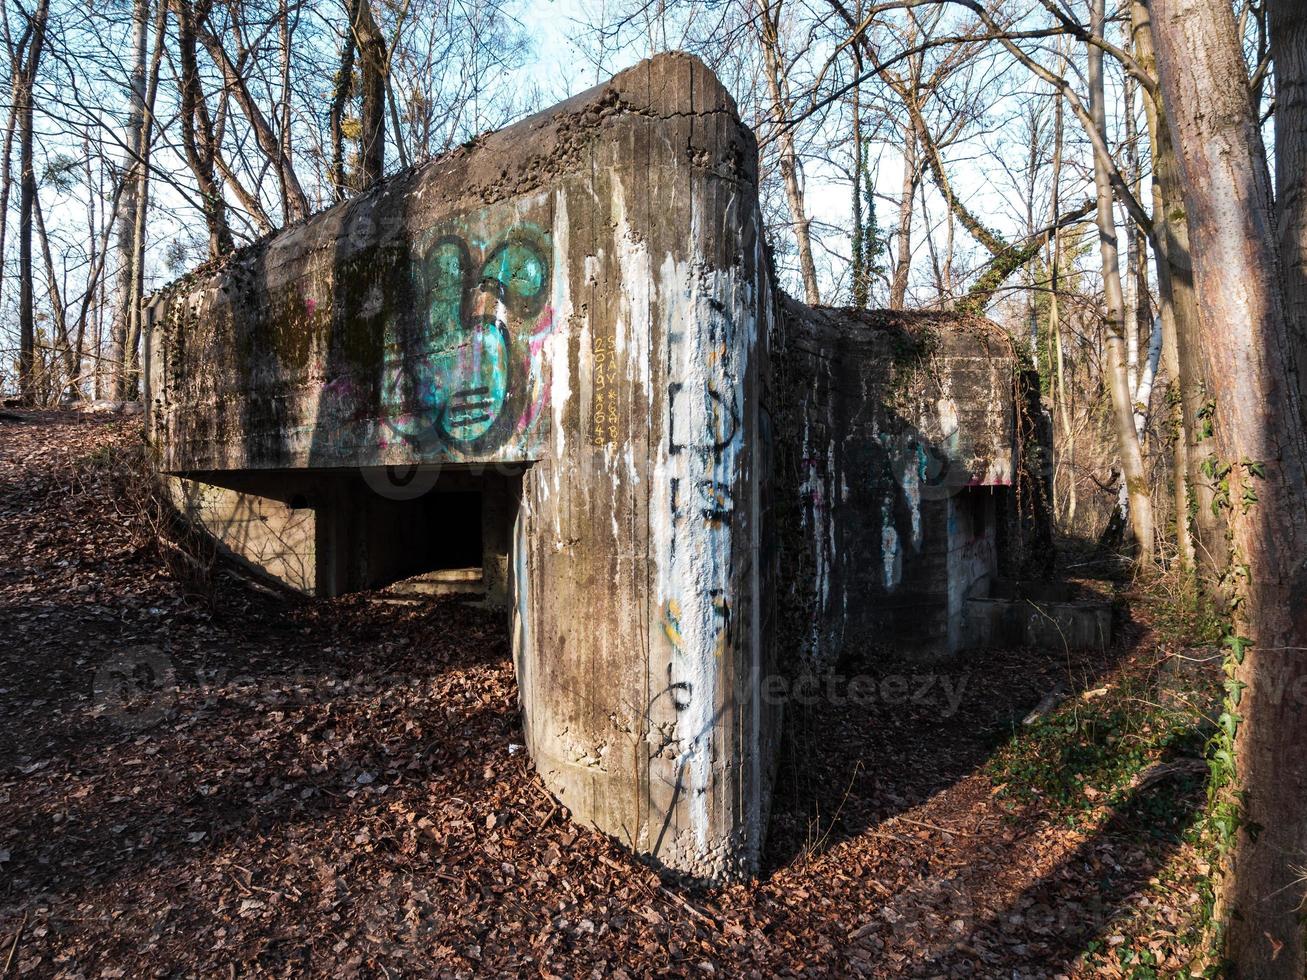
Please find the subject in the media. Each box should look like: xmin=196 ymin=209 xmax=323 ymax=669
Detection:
xmin=881 ymin=494 xmax=902 ymax=590
xmin=549 ymin=191 xmax=574 ymax=466
xmin=904 ymin=449 xmax=922 ymax=551
xmin=650 ymin=251 xmax=754 ymax=855
xmin=610 ymin=181 xmax=654 ymax=398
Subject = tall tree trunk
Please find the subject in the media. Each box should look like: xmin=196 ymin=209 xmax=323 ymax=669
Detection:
xmin=1024 ymin=104 xmax=1039 ymax=353
xmin=16 ymin=0 xmax=49 ymax=404
xmin=175 ymin=0 xmax=233 ymax=258
xmin=0 ymin=33 xmax=26 ymax=321
xmin=74 ymin=139 xmax=96 ymax=395
xmin=758 ymin=0 xmax=820 ymax=306
xmin=112 ymin=0 xmax=149 ymax=400
xmin=329 ymin=14 xmax=357 ymax=202
xmin=1089 ymin=0 xmax=1154 ymax=560
xmin=32 ymin=191 xmax=72 ymax=390
xmin=1152 ymin=1 xmax=1307 ymax=975
xmin=121 ymin=0 xmax=166 ymax=401
xmin=851 ymin=52 xmax=866 ymax=309
xmin=353 ymin=0 xmax=387 ymax=187
xmin=1048 ymin=83 xmax=1076 ymax=526
xmin=1124 ymin=71 xmax=1161 ymax=446
xmin=1269 ymin=1 xmax=1307 ymax=415
xmin=1118 ymin=73 xmax=1139 ymax=386
xmin=277 ymin=0 xmax=294 ymax=216
xmin=889 ymin=120 xmax=916 ymax=310
xmin=1131 ymin=0 xmax=1213 ymax=573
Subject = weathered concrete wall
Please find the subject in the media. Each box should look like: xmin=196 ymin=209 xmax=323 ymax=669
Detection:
xmin=503 ymin=58 xmax=778 ymax=883
xmin=768 ymin=301 xmax=1018 ymax=668
xmin=146 ymin=52 xmax=777 ymax=882
xmin=166 ymin=476 xmax=316 ymax=592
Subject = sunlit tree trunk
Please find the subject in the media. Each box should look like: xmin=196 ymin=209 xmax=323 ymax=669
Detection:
xmin=111 ymin=0 xmax=148 ymax=400
xmin=32 ymin=193 xmax=72 ymax=389
xmin=889 ymin=119 xmax=916 ymax=309
xmin=758 ymin=0 xmax=820 ymax=306
xmin=1153 ymin=0 xmax=1307 ymax=974
xmin=1131 ymin=0 xmax=1213 ymax=573
xmin=16 ymin=0 xmax=49 ymax=404
xmin=1089 ymin=0 xmax=1154 ymax=560
xmin=0 ymin=33 xmax=24 ymax=327
xmin=121 ymin=0 xmax=166 ymax=400
xmin=1048 ymin=79 xmax=1076 ymax=525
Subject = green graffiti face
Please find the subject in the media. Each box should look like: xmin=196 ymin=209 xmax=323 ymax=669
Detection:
xmin=437 ymin=317 xmax=510 ymax=441
xmin=480 ymin=240 xmax=547 ymax=316
xmin=380 ymin=226 xmax=551 ymax=454
xmin=426 ymin=240 xmax=465 ymax=337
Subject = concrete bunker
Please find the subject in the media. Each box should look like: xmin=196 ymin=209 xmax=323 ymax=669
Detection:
xmin=145 ymin=52 xmax=1050 ymax=882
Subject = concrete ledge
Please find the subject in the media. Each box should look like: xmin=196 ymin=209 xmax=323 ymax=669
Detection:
xmin=962 ymin=595 xmax=1113 ymax=651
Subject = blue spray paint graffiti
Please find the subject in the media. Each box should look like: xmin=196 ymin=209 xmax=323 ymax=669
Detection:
xmin=379 ymin=223 xmax=553 ymax=456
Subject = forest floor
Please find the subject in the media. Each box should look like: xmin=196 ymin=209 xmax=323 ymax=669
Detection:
xmin=1 ymin=410 xmax=1221 ymax=978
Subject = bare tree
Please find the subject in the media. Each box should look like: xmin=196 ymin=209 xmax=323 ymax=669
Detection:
xmin=757 ymin=0 xmax=820 ymax=306
xmin=1152 ymin=0 xmax=1307 ymax=973
xmin=110 ymin=0 xmax=149 ymax=400
xmin=174 ymin=0 xmax=233 ymax=257
xmin=15 ymin=0 xmax=49 ymax=403
xmin=1270 ymin=1 xmax=1307 ymax=411
xmin=193 ymin=1 xmax=310 ymax=222
xmin=351 ymin=0 xmax=386 ymax=186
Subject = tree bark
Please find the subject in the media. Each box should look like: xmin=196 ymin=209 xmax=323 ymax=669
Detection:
xmin=889 ymin=119 xmax=917 ymax=310
xmin=16 ymin=0 xmax=48 ymax=404
xmin=758 ymin=0 xmax=820 ymax=306
xmin=329 ymin=13 xmax=356 ymax=202
xmin=1089 ymin=0 xmax=1154 ymax=560
xmin=1132 ymin=0 xmax=1218 ymax=573
xmin=352 ymin=0 xmax=386 ymax=187
xmin=0 ymin=27 xmax=28 ymax=329
xmin=851 ymin=54 xmax=866 ymax=308
xmin=1269 ymin=1 xmax=1307 ymax=419
xmin=1124 ymin=72 xmax=1143 ymax=388
xmin=277 ymin=0 xmax=295 ymax=217
xmin=1152 ymin=1 xmax=1307 ymax=975
xmin=1048 ymin=79 xmax=1076 ymax=525
xmin=111 ymin=0 xmax=149 ymax=400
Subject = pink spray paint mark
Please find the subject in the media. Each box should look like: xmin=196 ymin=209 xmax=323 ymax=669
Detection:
xmin=515 ymin=307 xmax=558 ymax=431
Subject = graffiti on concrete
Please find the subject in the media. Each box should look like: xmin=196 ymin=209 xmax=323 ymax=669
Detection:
xmin=591 ymin=334 xmax=620 ymax=446
xmin=379 ymin=220 xmax=554 ymax=457
xmin=652 ymin=281 xmax=751 ymax=855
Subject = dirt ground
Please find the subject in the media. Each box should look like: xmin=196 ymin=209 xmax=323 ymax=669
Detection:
xmin=1 ymin=411 xmax=1212 ymax=977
